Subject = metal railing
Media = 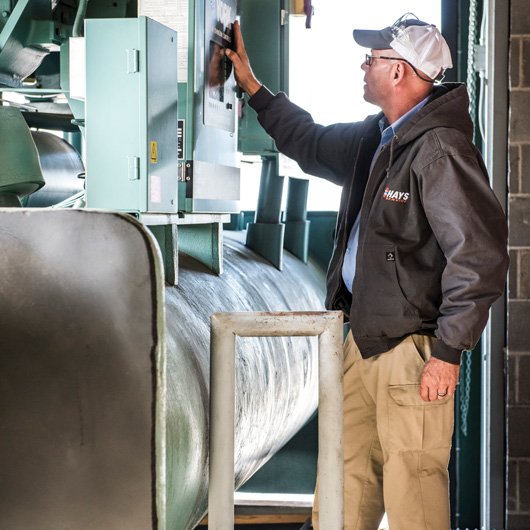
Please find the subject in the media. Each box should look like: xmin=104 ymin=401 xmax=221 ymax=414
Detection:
xmin=208 ymin=310 xmax=344 ymax=529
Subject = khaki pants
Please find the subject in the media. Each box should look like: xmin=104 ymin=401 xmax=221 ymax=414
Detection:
xmin=313 ymin=333 xmax=454 ymax=530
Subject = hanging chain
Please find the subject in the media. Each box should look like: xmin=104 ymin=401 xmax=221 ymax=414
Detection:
xmin=467 ymin=0 xmax=479 ymax=129
xmin=459 ymin=350 xmax=473 ymax=437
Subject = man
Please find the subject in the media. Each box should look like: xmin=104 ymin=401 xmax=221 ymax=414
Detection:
xmin=226 ymin=14 xmax=509 ymax=530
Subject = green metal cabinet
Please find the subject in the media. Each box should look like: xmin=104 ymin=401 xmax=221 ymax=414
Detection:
xmin=238 ymin=0 xmax=289 ymax=155
xmin=85 ymin=17 xmax=179 ymax=213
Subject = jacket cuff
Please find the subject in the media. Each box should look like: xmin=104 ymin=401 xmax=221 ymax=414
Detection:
xmin=248 ymin=85 xmax=275 ymax=113
xmin=432 ymin=340 xmax=462 ymax=365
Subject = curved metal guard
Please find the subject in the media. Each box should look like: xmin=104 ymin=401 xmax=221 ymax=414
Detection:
xmin=0 ymin=209 xmax=166 ymax=530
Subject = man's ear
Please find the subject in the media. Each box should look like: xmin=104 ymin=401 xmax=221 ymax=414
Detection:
xmin=392 ymin=62 xmax=406 ymax=84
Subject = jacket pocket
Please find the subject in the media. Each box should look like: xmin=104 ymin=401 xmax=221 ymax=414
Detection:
xmin=387 ymin=384 xmax=454 ymax=452
xmin=351 ymin=244 xmax=420 ymax=337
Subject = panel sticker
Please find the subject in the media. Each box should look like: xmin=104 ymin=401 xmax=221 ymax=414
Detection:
xmin=150 ymin=174 xmax=162 ymax=204
xmin=177 ymin=119 xmax=185 ymax=160
xmin=150 ymin=141 xmax=158 ymax=164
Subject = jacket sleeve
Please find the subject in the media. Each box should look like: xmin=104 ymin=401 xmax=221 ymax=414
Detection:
xmin=248 ymin=86 xmax=364 ymax=186
xmin=416 ymin=137 xmax=509 ymax=364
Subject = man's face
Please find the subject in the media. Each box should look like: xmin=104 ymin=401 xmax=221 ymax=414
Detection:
xmin=361 ymin=48 xmax=397 ymax=106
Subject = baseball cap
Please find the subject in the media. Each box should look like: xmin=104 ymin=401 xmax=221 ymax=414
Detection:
xmin=353 ymin=13 xmax=453 ymax=81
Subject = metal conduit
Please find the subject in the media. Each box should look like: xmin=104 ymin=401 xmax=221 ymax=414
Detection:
xmin=208 ymin=311 xmax=344 ymax=530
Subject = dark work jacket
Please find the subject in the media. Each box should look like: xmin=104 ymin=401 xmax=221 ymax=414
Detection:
xmin=248 ymin=83 xmax=509 ymax=364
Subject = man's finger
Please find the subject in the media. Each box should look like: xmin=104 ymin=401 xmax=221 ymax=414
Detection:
xmin=436 ymin=387 xmax=449 ymax=400
xmin=225 ymin=48 xmax=238 ymax=65
xmin=420 ymin=368 xmax=438 ymax=402
xmin=226 ymin=48 xmax=247 ymax=74
xmin=428 ymin=386 xmax=439 ymax=402
xmin=232 ymin=20 xmax=246 ymax=56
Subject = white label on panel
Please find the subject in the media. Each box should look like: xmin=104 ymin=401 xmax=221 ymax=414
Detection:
xmin=150 ymin=174 xmax=162 ymax=203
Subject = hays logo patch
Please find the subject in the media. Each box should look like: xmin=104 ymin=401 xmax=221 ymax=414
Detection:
xmin=383 ymin=187 xmax=410 ymax=204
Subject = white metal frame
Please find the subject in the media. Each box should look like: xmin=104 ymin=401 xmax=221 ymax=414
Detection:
xmin=208 ymin=311 xmax=344 ymax=529
xmin=482 ymin=0 xmax=509 ymax=527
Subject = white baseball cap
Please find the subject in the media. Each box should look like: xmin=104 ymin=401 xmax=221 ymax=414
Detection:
xmin=353 ymin=13 xmax=453 ymax=81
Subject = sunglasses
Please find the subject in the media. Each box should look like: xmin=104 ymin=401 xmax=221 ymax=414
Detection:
xmin=364 ymin=54 xmax=436 ymax=83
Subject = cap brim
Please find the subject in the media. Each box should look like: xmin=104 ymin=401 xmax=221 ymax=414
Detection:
xmin=353 ymin=28 xmax=392 ymax=49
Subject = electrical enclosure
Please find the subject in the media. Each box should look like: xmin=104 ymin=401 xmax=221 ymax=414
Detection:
xmin=85 ymin=16 xmax=179 ymax=213
xmin=177 ymin=0 xmax=240 ymax=213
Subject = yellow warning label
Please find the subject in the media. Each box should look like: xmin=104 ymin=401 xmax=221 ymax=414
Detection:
xmin=150 ymin=141 xmax=158 ymax=164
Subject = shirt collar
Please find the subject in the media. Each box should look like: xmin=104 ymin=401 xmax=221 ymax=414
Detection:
xmin=378 ymin=95 xmax=430 ymax=146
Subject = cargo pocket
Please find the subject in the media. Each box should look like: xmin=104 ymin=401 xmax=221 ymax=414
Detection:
xmin=387 ymin=384 xmax=454 ymax=452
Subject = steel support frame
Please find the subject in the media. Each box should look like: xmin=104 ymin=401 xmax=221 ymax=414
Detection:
xmin=481 ymin=0 xmax=509 ymax=528
xmin=142 ymin=212 xmax=229 ymax=285
xmin=208 ymin=311 xmax=343 ymax=530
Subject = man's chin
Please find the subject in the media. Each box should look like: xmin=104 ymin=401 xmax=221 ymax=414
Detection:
xmin=362 ymin=89 xmax=372 ymax=104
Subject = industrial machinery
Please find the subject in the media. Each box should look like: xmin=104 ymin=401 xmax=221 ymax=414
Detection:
xmin=0 ymin=1 xmax=485 ymax=528
xmin=0 ymin=208 xmax=325 ymax=530
xmin=0 ymin=1 xmax=329 ymax=529
xmin=141 ymin=0 xmax=240 ymax=214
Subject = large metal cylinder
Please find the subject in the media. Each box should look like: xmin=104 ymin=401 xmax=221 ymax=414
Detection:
xmin=165 ymin=233 xmax=324 ymax=528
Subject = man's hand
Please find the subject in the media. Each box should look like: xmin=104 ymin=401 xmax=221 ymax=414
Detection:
xmin=419 ymin=357 xmax=460 ymax=402
xmin=225 ymin=20 xmax=262 ymax=96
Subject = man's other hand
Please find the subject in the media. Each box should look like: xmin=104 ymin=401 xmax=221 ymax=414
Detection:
xmin=419 ymin=357 xmax=460 ymax=402
xmin=225 ymin=20 xmax=262 ymax=96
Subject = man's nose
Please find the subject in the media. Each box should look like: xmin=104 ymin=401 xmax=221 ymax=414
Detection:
xmin=361 ymin=62 xmax=369 ymax=72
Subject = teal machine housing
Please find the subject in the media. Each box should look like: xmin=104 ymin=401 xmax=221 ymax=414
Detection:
xmin=177 ymin=0 xmax=240 ymax=213
xmin=237 ymin=0 xmax=314 ymax=271
xmin=85 ymin=16 xmax=179 ymax=213
xmin=238 ymin=0 xmax=289 ymax=154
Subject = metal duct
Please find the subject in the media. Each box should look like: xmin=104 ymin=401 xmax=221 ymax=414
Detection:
xmin=23 ymin=131 xmax=84 ymax=207
xmin=0 ymin=0 xmax=51 ymax=87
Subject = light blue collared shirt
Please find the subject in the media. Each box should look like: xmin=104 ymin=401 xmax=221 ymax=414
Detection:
xmin=341 ymin=96 xmax=430 ymax=293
